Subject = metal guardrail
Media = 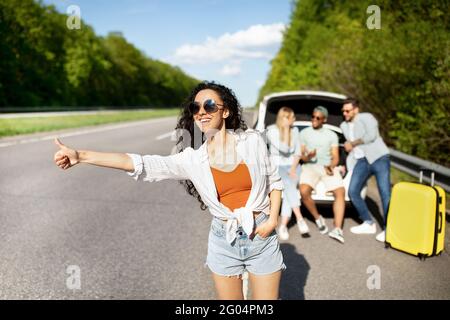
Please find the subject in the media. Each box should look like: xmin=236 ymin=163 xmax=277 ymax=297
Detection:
xmin=250 ymin=109 xmax=449 ymax=192
xmin=389 ymin=148 xmax=450 ymax=192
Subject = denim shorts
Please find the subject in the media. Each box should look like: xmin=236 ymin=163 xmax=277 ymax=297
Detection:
xmin=205 ymin=213 xmax=286 ymax=277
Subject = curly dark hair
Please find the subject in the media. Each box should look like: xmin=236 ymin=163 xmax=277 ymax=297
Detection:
xmin=174 ymin=81 xmax=248 ymax=210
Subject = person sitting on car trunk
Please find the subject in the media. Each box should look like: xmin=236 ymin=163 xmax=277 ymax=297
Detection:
xmin=266 ymin=107 xmax=310 ymax=241
xmin=290 ymin=106 xmax=346 ymax=243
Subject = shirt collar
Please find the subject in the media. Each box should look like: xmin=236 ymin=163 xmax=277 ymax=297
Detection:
xmin=313 ymin=126 xmax=325 ymax=132
xmin=199 ymin=129 xmax=248 ymax=162
xmin=228 ymin=128 xmax=249 ymax=141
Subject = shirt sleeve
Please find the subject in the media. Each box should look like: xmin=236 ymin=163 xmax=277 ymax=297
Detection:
xmin=360 ymin=113 xmax=380 ymax=144
xmin=330 ymin=131 xmax=339 ymax=147
xmin=256 ymin=133 xmax=284 ymax=192
xmin=340 ymin=122 xmax=349 ymax=141
xmin=125 ymin=150 xmax=190 ymax=182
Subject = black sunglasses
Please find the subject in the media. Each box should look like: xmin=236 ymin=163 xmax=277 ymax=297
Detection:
xmin=341 ymin=108 xmax=354 ymax=113
xmin=311 ymin=115 xmax=324 ymax=120
xmin=189 ymin=99 xmax=224 ymax=115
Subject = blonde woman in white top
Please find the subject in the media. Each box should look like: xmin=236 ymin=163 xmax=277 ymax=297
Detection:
xmin=266 ymin=107 xmax=309 ymax=240
xmin=53 ymin=82 xmax=286 ymax=300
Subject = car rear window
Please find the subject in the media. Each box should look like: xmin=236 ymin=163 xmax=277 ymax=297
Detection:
xmin=265 ymin=95 xmax=345 ymax=127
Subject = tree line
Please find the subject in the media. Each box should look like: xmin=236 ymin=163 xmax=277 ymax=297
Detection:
xmin=0 ymin=0 xmax=199 ymax=109
xmin=259 ymin=0 xmax=449 ymax=166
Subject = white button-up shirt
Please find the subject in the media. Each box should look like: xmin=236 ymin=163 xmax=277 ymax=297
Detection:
xmin=125 ymin=129 xmax=284 ymax=244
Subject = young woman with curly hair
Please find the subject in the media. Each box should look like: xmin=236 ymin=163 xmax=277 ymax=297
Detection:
xmin=53 ymin=81 xmax=286 ymax=300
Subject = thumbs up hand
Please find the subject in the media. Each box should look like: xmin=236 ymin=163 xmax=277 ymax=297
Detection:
xmin=54 ymin=138 xmax=79 ymax=170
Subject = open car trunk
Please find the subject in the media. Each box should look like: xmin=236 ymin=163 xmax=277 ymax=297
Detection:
xmin=257 ymin=91 xmax=348 ymax=168
xmin=262 ymin=92 xmax=346 ymax=128
xmin=255 ymin=90 xmax=368 ymax=202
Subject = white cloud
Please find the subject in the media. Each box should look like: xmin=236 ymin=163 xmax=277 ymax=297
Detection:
xmin=214 ymin=23 xmax=286 ymax=48
xmin=169 ymin=23 xmax=285 ymax=65
xmin=220 ymin=63 xmax=241 ymax=76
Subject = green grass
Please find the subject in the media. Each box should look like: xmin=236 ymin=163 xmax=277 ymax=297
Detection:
xmin=391 ymin=167 xmax=417 ymax=184
xmin=0 ymin=109 xmax=180 ymax=138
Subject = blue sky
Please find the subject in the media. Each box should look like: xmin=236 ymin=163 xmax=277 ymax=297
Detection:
xmin=43 ymin=0 xmax=292 ymax=106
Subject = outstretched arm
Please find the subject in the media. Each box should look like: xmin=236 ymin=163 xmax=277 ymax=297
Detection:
xmin=78 ymin=150 xmax=134 ymax=172
xmin=53 ymin=138 xmax=189 ymax=182
xmin=53 ymin=138 xmax=134 ymax=172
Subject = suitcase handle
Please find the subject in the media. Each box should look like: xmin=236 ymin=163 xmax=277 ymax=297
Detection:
xmin=438 ymin=209 xmax=443 ymax=233
xmin=419 ymin=168 xmax=435 ymax=186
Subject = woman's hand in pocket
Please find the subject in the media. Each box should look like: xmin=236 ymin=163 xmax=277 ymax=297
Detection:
xmin=254 ymin=219 xmax=277 ymax=239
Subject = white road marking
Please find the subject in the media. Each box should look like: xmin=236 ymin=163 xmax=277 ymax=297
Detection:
xmin=0 ymin=117 xmax=175 ymax=148
xmin=155 ymin=131 xmax=175 ymax=141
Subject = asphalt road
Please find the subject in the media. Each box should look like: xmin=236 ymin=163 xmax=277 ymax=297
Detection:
xmin=0 ymin=115 xmax=449 ymax=300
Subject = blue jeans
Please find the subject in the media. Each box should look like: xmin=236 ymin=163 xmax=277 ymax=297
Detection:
xmin=348 ymin=155 xmax=391 ymax=228
xmin=278 ymin=165 xmax=301 ymax=218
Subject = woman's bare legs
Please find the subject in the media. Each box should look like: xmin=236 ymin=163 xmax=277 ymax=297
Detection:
xmin=280 ymin=215 xmax=290 ymax=227
xmin=248 ymin=270 xmax=281 ymax=300
xmin=280 ymin=206 xmax=304 ymax=227
xmin=212 ymin=273 xmax=244 ymax=300
xmin=292 ymin=207 xmax=304 ymax=222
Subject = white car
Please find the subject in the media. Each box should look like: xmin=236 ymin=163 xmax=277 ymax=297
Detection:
xmin=255 ymin=90 xmax=367 ymax=203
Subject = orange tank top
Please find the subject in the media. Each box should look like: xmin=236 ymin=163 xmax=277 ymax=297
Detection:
xmin=210 ymin=162 xmax=252 ymax=211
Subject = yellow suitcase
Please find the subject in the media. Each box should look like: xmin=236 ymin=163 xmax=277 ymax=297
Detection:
xmin=386 ymin=170 xmax=446 ymax=259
